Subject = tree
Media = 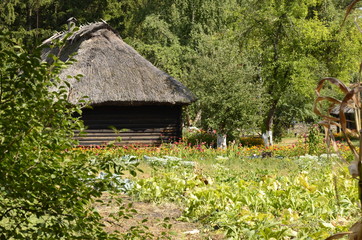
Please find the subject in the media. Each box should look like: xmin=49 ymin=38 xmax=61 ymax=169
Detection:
xmin=0 ymin=32 xmax=137 ymax=239
xmin=237 ymin=0 xmax=362 ymax=145
xmin=183 ymin=33 xmax=264 ymax=147
xmin=0 ymin=0 xmax=110 ymax=48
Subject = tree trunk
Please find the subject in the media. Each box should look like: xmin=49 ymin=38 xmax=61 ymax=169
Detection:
xmin=263 ymin=99 xmax=278 ymax=147
xmin=217 ymin=134 xmax=227 ymax=149
xmin=262 ymin=130 xmax=273 ymax=147
xmin=192 ymin=109 xmax=202 ymax=126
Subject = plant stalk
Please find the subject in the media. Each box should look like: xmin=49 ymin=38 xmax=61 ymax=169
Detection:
xmin=359 ymin=129 xmax=362 ymax=209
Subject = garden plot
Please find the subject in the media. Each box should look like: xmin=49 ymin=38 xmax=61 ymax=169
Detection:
xmin=95 ymin=194 xmax=224 ymax=239
xmin=78 ymin=141 xmax=360 ymax=239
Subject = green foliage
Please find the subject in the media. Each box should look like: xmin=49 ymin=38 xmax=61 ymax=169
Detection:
xmin=186 ymin=34 xmax=264 ymax=136
xmin=238 ymin=137 xmax=264 ymax=147
xmin=121 ymin=0 xmax=361 ymax=140
xmin=3 ymin=1 xmax=362 ymax=238
xmin=237 ymin=0 xmax=361 ymax=135
xmin=143 ymin=155 xmax=195 ymax=169
xmin=121 ymin=0 xmax=264 ymax=137
xmin=0 ymin=0 xmax=110 ymax=48
xmin=183 ymin=129 xmax=217 ymax=148
xmin=130 ymin=153 xmax=359 ymax=239
xmin=306 ymin=125 xmax=324 ymax=154
xmin=0 ymin=33 xmax=144 ymax=239
xmin=2 ymin=0 xmax=361 ymax=139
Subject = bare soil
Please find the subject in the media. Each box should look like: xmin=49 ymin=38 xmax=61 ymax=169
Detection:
xmin=96 ymin=194 xmax=225 ymax=240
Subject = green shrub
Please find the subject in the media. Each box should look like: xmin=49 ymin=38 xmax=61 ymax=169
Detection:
xmin=183 ymin=129 xmax=217 ymax=148
xmin=306 ymin=125 xmax=324 ymax=154
xmin=238 ymin=136 xmax=264 ymax=146
xmin=0 ymin=33 xmax=144 ymax=239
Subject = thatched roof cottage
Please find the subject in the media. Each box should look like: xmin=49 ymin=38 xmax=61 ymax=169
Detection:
xmin=42 ymin=21 xmax=196 ymax=145
xmin=330 ymin=105 xmax=356 ymax=131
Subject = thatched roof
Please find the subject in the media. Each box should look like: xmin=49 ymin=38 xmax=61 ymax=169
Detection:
xmin=330 ymin=105 xmax=355 ymax=115
xmin=41 ymin=22 xmax=196 ymax=106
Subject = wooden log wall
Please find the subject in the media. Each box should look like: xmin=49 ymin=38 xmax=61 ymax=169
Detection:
xmin=75 ymin=105 xmax=182 ymax=146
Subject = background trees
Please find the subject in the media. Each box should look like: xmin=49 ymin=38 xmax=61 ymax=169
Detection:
xmin=235 ymin=0 xmax=362 ymax=144
xmin=184 ymin=34 xmax=264 ymax=146
xmin=122 ymin=0 xmax=361 ymax=144
xmin=118 ymin=0 xmax=262 ymax=146
xmin=1 ymin=0 xmax=361 ymax=143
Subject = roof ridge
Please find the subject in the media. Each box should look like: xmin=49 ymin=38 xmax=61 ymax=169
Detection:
xmin=42 ymin=21 xmax=117 ymax=46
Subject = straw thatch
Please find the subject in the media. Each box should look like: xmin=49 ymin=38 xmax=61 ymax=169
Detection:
xmin=41 ymin=22 xmax=196 ymax=106
xmin=330 ymin=105 xmax=355 ymax=115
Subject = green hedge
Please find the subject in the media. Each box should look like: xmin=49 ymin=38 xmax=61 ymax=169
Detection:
xmin=183 ymin=129 xmax=217 ymax=148
xmin=239 ymin=136 xmax=264 ymax=146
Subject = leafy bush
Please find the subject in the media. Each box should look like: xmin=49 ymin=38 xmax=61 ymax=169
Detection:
xmin=306 ymin=124 xmax=324 ymax=154
xmin=182 ymin=128 xmax=217 ymax=148
xmin=238 ymin=136 xmax=264 ymax=146
xmin=0 ymin=34 xmax=143 ymax=239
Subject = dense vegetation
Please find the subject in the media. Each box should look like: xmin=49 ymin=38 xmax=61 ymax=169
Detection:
xmin=74 ymin=141 xmax=359 ymax=239
xmin=1 ymin=0 xmax=362 ymax=239
xmin=0 ymin=34 xmax=145 ymax=239
xmin=1 ymin=0 xmax=361 ymax=141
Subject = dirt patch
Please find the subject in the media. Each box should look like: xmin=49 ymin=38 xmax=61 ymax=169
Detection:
xmin=95 ymin=194 xmax=224 ymax=240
